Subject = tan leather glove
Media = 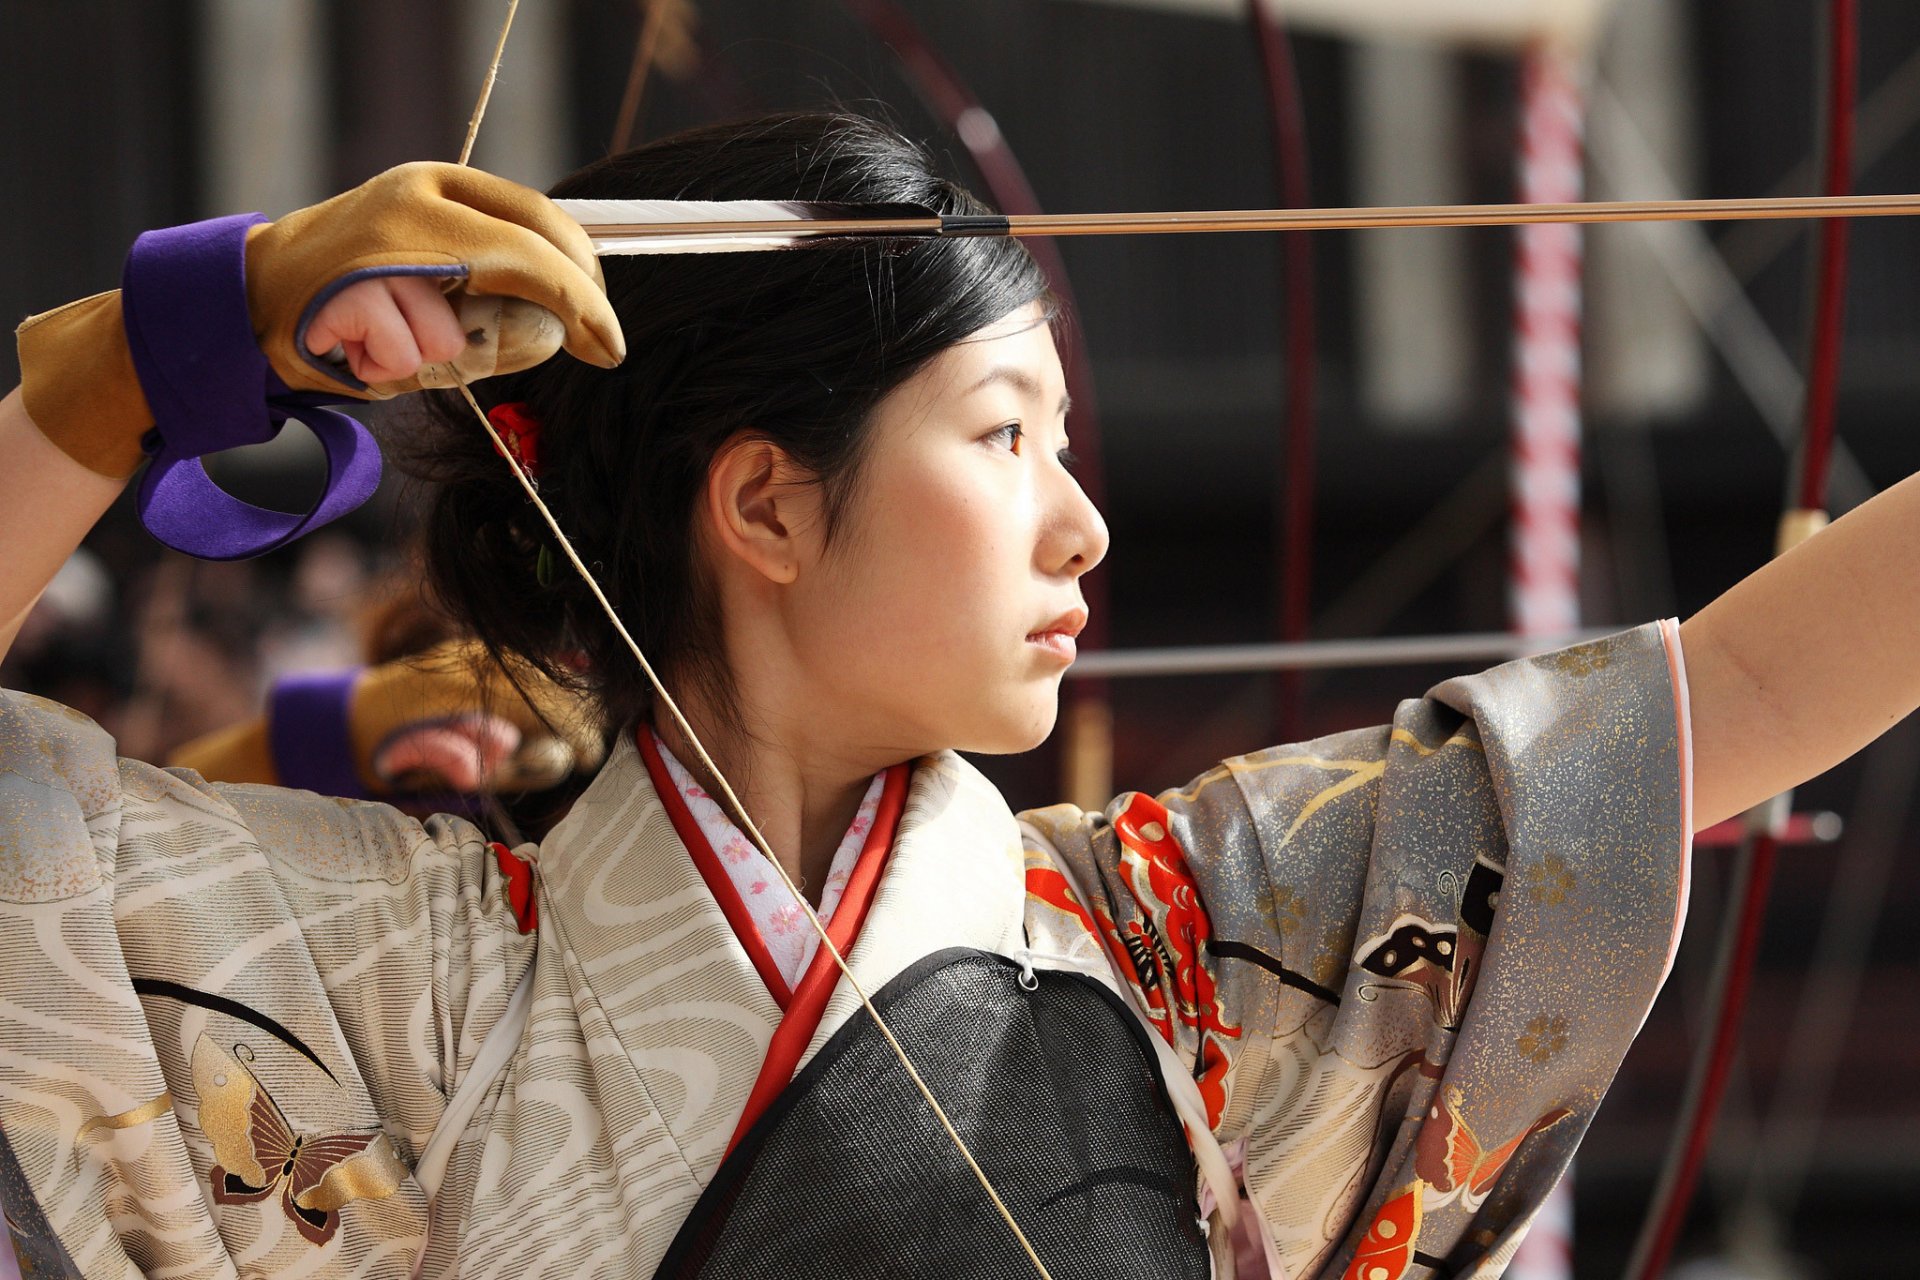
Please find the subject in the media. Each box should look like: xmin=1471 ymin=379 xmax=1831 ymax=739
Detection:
xmin=170 ymin=640 xmax=606 ymax=798
xmin=246 ymin=162 xmax=624 ymax=397
xmin=16 ymin=162 xmax=624 ymax=479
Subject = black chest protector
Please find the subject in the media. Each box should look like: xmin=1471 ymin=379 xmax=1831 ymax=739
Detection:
xmin=654 ymin=949 xmax=1212 ymax=1280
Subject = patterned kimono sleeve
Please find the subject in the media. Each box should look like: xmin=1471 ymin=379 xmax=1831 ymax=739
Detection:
xmin=0 ymin=689 xmax=536 ymax=1279
xmin=1020 ymin=621 xmax=1691 ymax=1280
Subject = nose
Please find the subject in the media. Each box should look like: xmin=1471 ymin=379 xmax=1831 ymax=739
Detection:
xmin=1041 ymin=463 xmax=1110 ymax=579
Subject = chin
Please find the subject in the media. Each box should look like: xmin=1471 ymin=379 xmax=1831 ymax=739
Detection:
xmin=960 ymin=696 xmax=1060 ymax=757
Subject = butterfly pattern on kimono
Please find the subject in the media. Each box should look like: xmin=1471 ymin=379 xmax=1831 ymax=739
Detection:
xmin=1339 ymin=1096 xmax=1568 ymax=1280
xmin=1414 ymin=1087 xmax=1570 ymax=1213
xmin=190 ymin=1035 xmax=407 ymax=1246
xmin=0 ymin=620 xmax=1693 ymax=1279
xmin=1342 ymin=1182 xmax=1424 ymax=1280
xmin=1354 ymin=850 xmax=1506 ymax=1029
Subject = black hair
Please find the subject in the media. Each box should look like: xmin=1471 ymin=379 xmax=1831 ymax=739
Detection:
xmin=395 ymin=112 xmax=1052 ymax=739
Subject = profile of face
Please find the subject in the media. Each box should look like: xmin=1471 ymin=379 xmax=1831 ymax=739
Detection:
xmin=705 ymin=301 xmax=1109 ymax=765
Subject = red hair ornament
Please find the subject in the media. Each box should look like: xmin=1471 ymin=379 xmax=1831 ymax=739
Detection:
xmin=485 ymin=401 xmax=557 ymax=585
xmin=487 ymin=401 xmax=542 ymax=478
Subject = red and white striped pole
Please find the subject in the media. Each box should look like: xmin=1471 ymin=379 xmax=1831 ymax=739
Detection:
xmin=1506 ymin=40 xmax=1585 ymax=1280
xmin=1508 ymin=1165 xmax=1576 ymax=1280
xmin=1508 ymin=44 xmax=1586 ymax=641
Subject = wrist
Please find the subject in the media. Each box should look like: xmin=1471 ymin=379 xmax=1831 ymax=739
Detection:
xmin=122 ymin=213 xmax=381 ymax=560
xmin=14 ymin=291 xmax=154 ymax=479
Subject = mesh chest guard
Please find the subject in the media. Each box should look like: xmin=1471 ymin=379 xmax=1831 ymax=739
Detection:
xmin=655 ymin=949 xmax=1211 ymax=1280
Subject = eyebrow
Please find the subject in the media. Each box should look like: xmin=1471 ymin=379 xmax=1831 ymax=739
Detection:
xmin=965 ymin=366 xmax=1073 ymax=418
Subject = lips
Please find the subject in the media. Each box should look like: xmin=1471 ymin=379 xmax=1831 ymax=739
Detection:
xmin=1027 ymin=608 xmax=1088 ymax=661
xmin=1028 ymin=607 xmax=1087 ymax=641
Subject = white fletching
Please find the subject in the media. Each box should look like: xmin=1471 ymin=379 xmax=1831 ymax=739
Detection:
xmin=555 ymin=198 xmax=832 ymax=254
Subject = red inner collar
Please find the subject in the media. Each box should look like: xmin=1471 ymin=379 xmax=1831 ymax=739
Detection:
xmin=632 ymin=724 xmax=910 ymax=1150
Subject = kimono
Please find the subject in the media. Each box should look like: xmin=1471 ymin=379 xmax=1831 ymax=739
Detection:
xmin=0 ymin=621 xmax=1692 ymax=1279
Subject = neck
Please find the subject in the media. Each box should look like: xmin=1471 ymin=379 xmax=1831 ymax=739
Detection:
xmin=653 ymin=702 xmax=880 ymax=907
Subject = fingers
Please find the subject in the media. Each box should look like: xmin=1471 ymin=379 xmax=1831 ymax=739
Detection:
xmin=346 ymin=286 xmax=421 ymax=386
xmin=259 ymin=162 xmax=626 ymax=399
xmin=389 ymin=275 xmax=470 ymax=364
xmin=414 ymin=180 xmax=624 ymax=369
xmin=305 ymin=277 xmax=467 ymax=385
xmin=372 ymin=715 xmax=522 ymax=792
xmin=359 ymin=164 xmax=623 ymax=367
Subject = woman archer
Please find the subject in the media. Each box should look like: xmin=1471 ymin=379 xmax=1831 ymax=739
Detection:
xmin=1 ymin=112 xmax=1913 ymax=1280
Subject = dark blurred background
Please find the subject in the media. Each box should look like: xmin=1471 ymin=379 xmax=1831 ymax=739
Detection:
xmin=4 ymin=1 xmax=1919 ymax=1274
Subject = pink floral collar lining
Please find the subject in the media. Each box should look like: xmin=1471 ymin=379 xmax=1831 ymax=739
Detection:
xmin=647 ymin=728 xmax=885 ymax=991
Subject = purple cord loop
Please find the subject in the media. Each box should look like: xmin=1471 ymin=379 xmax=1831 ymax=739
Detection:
xmin=121 ymin=214 xmax=384 ymax=561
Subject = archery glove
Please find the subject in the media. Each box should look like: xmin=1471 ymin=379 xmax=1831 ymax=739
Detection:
xmin=15 ymin=161 xmax=625 ymax=479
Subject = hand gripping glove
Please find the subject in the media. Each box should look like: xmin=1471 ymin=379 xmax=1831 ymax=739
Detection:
xmin=169 ymin=639 xmax=607 ymax=804
xmin=15 ymin=162 xmax=623 ymax=559
xmin=245 ymin=161 xmax=624 ymax=397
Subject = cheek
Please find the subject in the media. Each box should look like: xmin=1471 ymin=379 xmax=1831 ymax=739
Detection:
xmin=806 ymin=465 xmax=1032 ymax=675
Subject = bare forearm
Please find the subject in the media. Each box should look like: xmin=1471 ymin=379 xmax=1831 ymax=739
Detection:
xmin=1681 ymin=471 xmax=1920 ymax=829
xmin=0 ymin=386 xmax=127 ymax=666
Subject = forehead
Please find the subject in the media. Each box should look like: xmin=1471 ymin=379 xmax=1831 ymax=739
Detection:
xmin=894 ymin=302 xmax=1065 ymax=413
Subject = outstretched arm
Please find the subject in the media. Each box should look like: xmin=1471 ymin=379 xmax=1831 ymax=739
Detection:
xmin=1682 ymin=474 xmax=1920 ymax=830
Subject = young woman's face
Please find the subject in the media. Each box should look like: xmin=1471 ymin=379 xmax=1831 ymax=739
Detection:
xmin=785 ymin=302 xmax=1109 ymax=758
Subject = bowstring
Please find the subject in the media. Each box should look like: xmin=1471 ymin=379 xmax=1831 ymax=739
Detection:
xmin=458 ymin=0 xmax=520 ymax=167
xmin=609 ymin=0 xmax=674 ymax=155
xmin=451 ymin=7 xmax=1055 ymax=1275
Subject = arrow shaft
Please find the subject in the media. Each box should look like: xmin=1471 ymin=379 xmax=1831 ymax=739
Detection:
xmin=580 ymin=191 xmax=1920 ymax=245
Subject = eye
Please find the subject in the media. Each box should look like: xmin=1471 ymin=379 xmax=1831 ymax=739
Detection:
xmin=984 ymin=421 xmax=1024 ymax=455
xmin=1056 ymin=447 xmax=1080 ymax=473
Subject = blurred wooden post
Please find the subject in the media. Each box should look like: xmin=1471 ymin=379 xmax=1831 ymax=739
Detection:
xmin=333 ymin=0 xmax=459 ymax=184
xmin=1585 ymin=0 xmax=1706 ymax=420
xmin=201 ymin=0 xmax=328 ymax=218
xmin=1349 ymin=39 xmax=1471 ymax=429
xmin=1062 ymin=693 xmax=1115 ymax=813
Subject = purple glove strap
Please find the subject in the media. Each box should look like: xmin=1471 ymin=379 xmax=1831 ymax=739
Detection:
xmin=268 ymin=670 xmax=368 ymax=800
xmin=121 ymin=214 xmax=384 ymax=561
xmin=265 ymin=669 xmax=495 ymax=814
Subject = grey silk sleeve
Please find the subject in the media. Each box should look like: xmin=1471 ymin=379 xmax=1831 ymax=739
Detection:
xmin=1020 ymin=621 xmax=1690 ymax=1279
xmin=0 ymin=689 xmax=534 ymax=1278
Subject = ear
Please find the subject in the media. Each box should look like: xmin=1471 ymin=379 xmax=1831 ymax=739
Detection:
xmin=702 ymin=434 xmax=815 ymax=586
